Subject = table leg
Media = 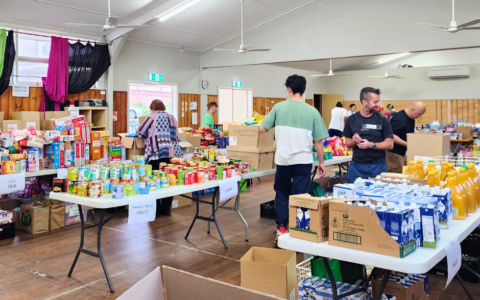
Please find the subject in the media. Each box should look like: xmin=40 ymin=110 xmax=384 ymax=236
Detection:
xmin=207 ymin=189 xmax=218 ymax=234
xmin=374 ymin=270 xmax=391 ymax=300
xmin=311 ymin=166 xmax=318 ymax=184
xmin=68 ymin=204 xmax=84 ymax=278
xmin=455 ymin=273 xmax=475 ymax=300
xmin=97 ymin=209 xmax=114 ymax=293
xmin=185 ymin=192 xmax=200 ymax=240
xmin=321 ymin=257 xmax=338 ymax=299
xmin=235 ymin=180 xmax=249 ymax=242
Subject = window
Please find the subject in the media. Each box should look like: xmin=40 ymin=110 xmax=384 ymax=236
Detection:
xmin=128 ymin=83 xmax=178 ymax=133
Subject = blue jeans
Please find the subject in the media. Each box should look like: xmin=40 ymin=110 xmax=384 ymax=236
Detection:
xmin=347 ymin=161 xmax=388 ymax=183
xmin=328 ymin=129 xmax=343 ymax=138
xmin=274 ymin=164 xmax=312 ymax=226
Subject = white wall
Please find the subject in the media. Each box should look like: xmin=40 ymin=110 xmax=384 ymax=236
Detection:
xmin=325 ymin=64 xmax=480 ymax=101
xmin=114 ymin=39 xmax=200 ymax=94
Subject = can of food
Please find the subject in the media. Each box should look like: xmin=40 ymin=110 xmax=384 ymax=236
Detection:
xmin=121 ymin=178 xmax=133 ymax=184
xmin=149 ymin=180 xmax=157 ymax=191
xmin=99 ymin=167 xmax=110 ymax=179
xmin=78 ymin=181 xmax=89 ymax=197
xmin=90 ymin=165 xmax=100 ymax=180
xmin=110 ymin=167 xmax=121 ymax=181
xmin=145 ymin=164 xmax=152 ymax=176
xmin=53 ymin=178 xmax=66 ymax=192
xmin=68 ymin=179 xmax=78 ymax=194
xmin=131 ymin=166 xmax=139 ymax=182
xmin=155 ymin=179 xmax=161 ymax=190
xmin=208 ymin=168 xmax=215 ymax=181
xmin=133 ymin=155 xmax=145 ymax=165
xmin=133 ymin=182 xmax=140 ymax=195
xmin=242 ymin=162 xmax=249 ymax=174
xmin=67 ymin=167 xmax=78 ymax=179
xmin=160 ymin=162 xmax=167 ymax=171
xmin=139 ymin=181 xmax=147 ymax=189
xmin=15 ymin=160 xmax=21 ymax=173
xmin=197 ymin=170 xmax=205 ymax=184
xmin=177 ymin=170 xmax=185 ymax=185
xmin=122 ymin=166 xmax=132 ymax=180
xmin=139 ymin=165 xmax=147 ymax=177
xmin=140 ymin=188 xmax=149 ymax=194
xmin=172 ymin=167 xmax=178 ymax=178
xmin=192 ymin=168 xmax=198 ymax=184
xmin=162 ymin=177 xmax=169 ymax=188
xmin=185 ymin=172 xmax=193 ymax=185
xmin=78 ymin=167 xmax=90 ymax=181
xmin=233 ymin=162 xmax=240 ymax=172
xmin=216 ymin=166 xmax=223 ymax=180
xmin=112 ymin=184 xmax=124 ymax=199
xmin=124 ymin=183 xmax=134 ymax=196
xmin=88 ymin=180 xmax=103 ymax=198
xmin=103 ymin=179 xmax=111 ymax=194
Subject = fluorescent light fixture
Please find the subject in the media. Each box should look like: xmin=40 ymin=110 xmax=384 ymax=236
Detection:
xmin=158 ymin=0 xmax=203 ymax=22
xmin=378 ymin=52 xmax=410 ymax=64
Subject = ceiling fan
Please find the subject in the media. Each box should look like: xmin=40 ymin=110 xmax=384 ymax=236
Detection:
xmin=310 ymin=59 xmax=351 ymax=77
xmin=418 ymin=0 xmax=480 ymax=33
xmin=214 ymin=0 xmax=270 ymax=53
xmin=66 ymin=0 xmax=147 ymax=32
xmin=370 ymin=56 xmax=401 ymax=79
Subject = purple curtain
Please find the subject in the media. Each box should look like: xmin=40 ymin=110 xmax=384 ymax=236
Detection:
xmin=44 ymin=36 xmax=69 ymax=111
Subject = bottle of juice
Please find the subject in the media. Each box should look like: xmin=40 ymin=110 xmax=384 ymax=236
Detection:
xmin=427 ymin=161 xmax=440 ymax=181
xmin=448 ymin=163 xmax=455 ymax=173
xmin=446 ymin=171 xmax=467 ymax=220
xmin=440 ymin=161 xmax=449 ymax=181
xmin=467 ymin=163 xmax=480 ymax=207
xmin=459 ymin=167 xmax=476 ymax=213
xmin=426 ymin=170 xmax=440 ymax=187
xmin=407 ymin=161 xmax=418 ymax=178
xmin=415 ymin=159 xmax=425 ymax=179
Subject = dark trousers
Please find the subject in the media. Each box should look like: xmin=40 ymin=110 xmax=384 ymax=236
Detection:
xmin=347 ymin=161 xmax=388 ymax=183
xmin=274 ymin=164 xmax=312 ymax=226
xmin=328 ymin=128 xmax=343 ymax=138
xmin=149 ymin=157 xmax=173 ymax=215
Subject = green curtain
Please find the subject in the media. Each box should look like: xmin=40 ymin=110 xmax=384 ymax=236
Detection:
xmin=0 ymin=29 xmax=6 ymax=78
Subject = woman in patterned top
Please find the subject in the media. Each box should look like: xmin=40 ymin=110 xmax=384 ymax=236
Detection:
xmin=137 ymin=99 xmax=183 ymax=217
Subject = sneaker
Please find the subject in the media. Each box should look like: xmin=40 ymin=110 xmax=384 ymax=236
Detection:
xmin=275 ymin=225 xmax=288 ymax=242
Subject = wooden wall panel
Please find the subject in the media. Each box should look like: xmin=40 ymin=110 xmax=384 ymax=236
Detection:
xmin=113 ymin=91 xmax=127 ymax=136
xmin=305 ymin=99 xmax=313 ymax=106
xmin=253 ymin=97 xmax=285 ymax=115
xmin=179 ymin=94 xmax=200 ymax=130
xmin=207 ymin=95 xmax=218 ymax=124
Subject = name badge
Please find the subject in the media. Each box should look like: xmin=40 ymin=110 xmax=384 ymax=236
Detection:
xmin=362 ymin=124 xmax=382 ymax=131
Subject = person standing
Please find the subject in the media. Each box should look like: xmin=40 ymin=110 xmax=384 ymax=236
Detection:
xmin=387 ymin=104 xmax=398 ymax=120
xmin=386 ymin=101 xmax=426 ymax=173
xmin=137 ymin=100 xmax=183 ymax=217
xmin=343 ymin=87 xmax=394 ymax=183
xmin=328 ymin=102 xmax=347 ymax=138
xmin=347 ymin=103 xmax=356 ymax=117
xmin=202 ymin=102 xmax=217 ymax=129
xmin=260 ymin=75 xmax=328 ymax=241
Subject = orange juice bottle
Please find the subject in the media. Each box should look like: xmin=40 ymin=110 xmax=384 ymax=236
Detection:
xmin=426 ymin=170 xmax=440 ymax=187
xmin=467 ymin=163 xmax=480 ymax=207
xmin=452 ymin=170 xmax=469 ymax=217
xmin=460 ymin=167 xmax=477 ymax=213
xmin=415 ymin=159 xmax=425 ymax=179
xmin=446 ymin=171 xmax=467 ymax=220
xmin=440 ymin=161 xmax=449 ymax=181
xmin=407 ymin=161 xmax=418 ymax=178
xmin=427 ymin=161 xmax=439 ymax=181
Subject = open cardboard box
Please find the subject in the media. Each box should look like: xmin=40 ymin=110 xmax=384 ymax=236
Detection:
xmin=118 ymin=133 xmax=145 ymax=160
xmin=372 ymin=277 xmax=428 ymax=300
xmin=457 ymin=126 xmax=474 ymax=139
xmin=329 ymin=199 xmax=416 ymax=258
xmin=406 ymin=133 xmax=450 ymax=163
xmin=228 ymin=125 xmax=275 ymax=148
xmin=178 ymin=132 xmax=194 ymax=154
xmin=227 ymin=146 xmax=275 ymax=171
xmin=289 ymin=194 xmax=331 ymax=243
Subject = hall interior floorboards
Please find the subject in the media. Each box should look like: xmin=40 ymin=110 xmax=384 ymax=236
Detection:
xmin=0 ymin=174 xmax=479 ymax=300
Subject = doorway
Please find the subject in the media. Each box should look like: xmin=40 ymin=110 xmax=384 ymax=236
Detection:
xmin=313 ymin=94 xmax=323 ymax=116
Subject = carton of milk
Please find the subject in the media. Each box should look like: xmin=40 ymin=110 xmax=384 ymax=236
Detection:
xmin=333 ymin=184 xmax=356 ymax=198
xmin=420 ymin=205 xmax=438 ymax=248
xmin=431 ymin=188 xmax=453 ymax=229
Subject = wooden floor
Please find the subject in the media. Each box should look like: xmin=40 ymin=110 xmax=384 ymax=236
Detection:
xmin=0 ymin=174 xmax=479 ymax=300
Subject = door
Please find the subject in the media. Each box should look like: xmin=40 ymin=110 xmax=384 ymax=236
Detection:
xmin=314 ymin=94 xmax=323 ymax=116
xmin=322 ymin=94 xmax=343 ymax=129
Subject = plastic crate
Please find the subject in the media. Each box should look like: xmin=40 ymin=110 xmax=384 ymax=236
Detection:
xmin=0 ymin=222 xmax=15 ymax=241
xmin=198 ymin=188 xmax=216 ymax=195
xmin=260 ymin=200 xmax=276 ymax=219
xmin=297 ymin=257 xmax=313 ymax=284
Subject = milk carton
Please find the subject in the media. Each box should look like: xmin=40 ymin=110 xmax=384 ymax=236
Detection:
xmin=431 ymin=188 xmax=452 ymax=229
xmin=408 ymin=204 xmax=422 ymax=248
xmin=420 ymin=205 xmax=438 ymax=248
xmin=388 ymin=209 xmax=410 ymax=246
xmin=375 ymin=206 xmax=390 ymax=233
xmin=333 ymin=183 xmax=356 ymax=198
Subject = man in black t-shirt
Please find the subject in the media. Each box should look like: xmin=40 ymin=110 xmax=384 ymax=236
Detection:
xmin=386 ymin=102 xmax=426 ymax=173
xmin=343 ymin=87 xmax=394 ymax=183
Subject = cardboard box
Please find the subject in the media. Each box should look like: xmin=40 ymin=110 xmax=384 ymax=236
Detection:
xmin=0 ymin=112 xmax=4 ymax=122
xmin=329 ymin=199 xmax=416 ymax=258
xmin=118 ymin=133 xmax=145 ymax=160
xmin=139 ymin=116 xmax=148 ymax=125
xmin=240 ymin=247 xmax=297 ymax=299
xmin=186 ymin=135 xmax=201 ymax=153
xmin=2 ymin=120 xmax=22 ymax=133
xmin=90 ymin=132 xmax=101 ymax=160
xmin=172 ymin=193 xmax=192 ymax=209
xmin=22 ymin=120 xmax=39 ymax=130
xmin=177 ymin=132 xmax=193 ymax=154
xmin=42 ymin=120 xmax=56 ymax=131
xmin=372 ymin=278 xmax=428 ymax=300
xmin=227 ymin=147 xmax=275 ymax=171
xmin=228 ymin=125 xmax=275 ymax=148
xmin=12 ymin=111 xmax=42 ymax=122
xmin=457 ymin=126 xmax=474 ymax=139
xmin=289 ymin=194 xmax=331 ymax=243
xmin=45 ymin=111 xmax=70 ymax=120
xmin=98 ymin=131 xmax=110 ymax=137
xmin=407 ymin=133 xmax=450 ymax=163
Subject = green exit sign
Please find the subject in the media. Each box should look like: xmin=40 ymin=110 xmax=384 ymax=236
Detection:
xmin=232 ymin=81 xmax=243 ymax=87
xmin=149 ymin=74 xmax=164 ymax=81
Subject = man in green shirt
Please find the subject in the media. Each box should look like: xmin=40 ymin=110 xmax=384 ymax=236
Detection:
xmin=260 ymin=75 xmax=328 ymax=241
xmin=202 ymin=102 xmax=217 ymax=129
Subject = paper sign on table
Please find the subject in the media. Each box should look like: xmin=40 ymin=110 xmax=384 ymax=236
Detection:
xmin=219 ymin=178 xmax=238 ymax=203
xmin=68 ymin=107 xmax=80 ymax=117
xmin=128 ymin=194 xmax=156 ymax=224
xmin=0 ymin=173 xmax=25 ymax=194
xmin=445 ymin=237 xmax=462 ymax=288
xmin=57 ymin=168 xmax=68 ymax=178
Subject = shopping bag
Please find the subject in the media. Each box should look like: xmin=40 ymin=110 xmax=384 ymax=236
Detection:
xmin=19 ymin=203 xmax=49 ymax=234
xmin=309 ymin=182 xmax=324 ymax=197
xmin=240 ymin=179 xmax=248 ymax=192
xmin=44 ymin=200 xmax=65 ymax=231
xmin=339 ymin=261 xmax=367 ymax=285
xmin=311 ymin=257 xmax=342 ymax=282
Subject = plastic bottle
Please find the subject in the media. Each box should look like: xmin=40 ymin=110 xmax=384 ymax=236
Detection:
xmin=407 ymin=161 xmax=419 ymax=179
xmin=440 ymin=161 xmax=449 ymax=181
xmin=426 ymin=170 xmax=440 ymax=187
xmin=448 ymin=163 xmax=456 ymax=174
xmin=459 ymin=167 xmax=477 ymax=213
xmin=446 ymin=171 xmax=467 ymax=220
xmin=467 ymin=163 xmax=480 ymax=208
xmin=415 ymin=160 xmax=425 ymax=179
xmin=427 ymin=161 xmax=440 ymax=182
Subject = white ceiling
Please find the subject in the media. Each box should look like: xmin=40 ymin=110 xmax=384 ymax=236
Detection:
xmin=0 ymin=0 xmax=308 ymax=50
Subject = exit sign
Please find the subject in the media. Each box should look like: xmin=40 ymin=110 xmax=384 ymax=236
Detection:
xmin=149 ymin=74 xmax=164 ymax=82
xmin=232 ymin=81 xmax=243 ymax=87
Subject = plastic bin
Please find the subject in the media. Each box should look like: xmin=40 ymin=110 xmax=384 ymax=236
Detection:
xmin=260 ymin=200 xmax=276 ymax=219
xmin=0 ymin=222 xmax=15 ymax=241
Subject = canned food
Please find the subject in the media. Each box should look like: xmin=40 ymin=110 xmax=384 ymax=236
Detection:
xmin=110 ymin=167 xmax=121 ymax=181
xmin=67 ymin=167 xmax=78 ymax=180
xmin=53 ymin=178 xmax=66 ymax=192
xmin=242 ymin=162 xmax=249 ymax=174
xmin=161 ymin=177 xmax=169 ymax=188
xmin=177 ymin=170 xmax=185 ymax=185
xmin=149 ymin=180 xmax=157 ymax=191
xmin=131 ymin=166 xmax=139 ymax=182
xmin=112 ymin=184 xmax=124 ymax=199
xmin=155 ymin=179 xmax=161 ymax=190
xmin=124 ymin=183 xmax=134 ymax=196
xmin=133 ymin=155 xmax=145 ymax=165
xmin=216 ymin=166 xmax=223 ymax=180
xmin=78 ymin=167 xmax=90 ymax=181
xmin=103 ymin=179 xmax=111 ymax=194
xmin=209 ymin=168 xmax=216 ymax=181
xmin=122 ymin=166 xmax=132 ymax=180
xmin=226 ymin=167 xmax=233 ymax=179
xmin=133 ymin=182 xmax=140 ymax=195
xmin=185 ymin=172 xmax=193 ymax=185
xmin=90 ymin=165 xmax=100 ymax=180
xmin=139 ymin=165 xmax=147 ymax=177
xmin=145 ymin=164 xmax=152 ymax=176
xmin=88 ymin=180 xmax=103 ymax=198
xmin=78 ymin=181 xmax=88 ymax=197
xmin=99 ymin=167 xmax=110 ymax=179
xmin=68 ymin=180 xmax=78 ymax=194
xmin=197 ymin=170 xmax=205 ymax=184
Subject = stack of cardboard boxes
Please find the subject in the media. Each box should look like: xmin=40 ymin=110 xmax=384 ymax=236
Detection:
xmin=226 ymin=125 xmax=276 ymax=172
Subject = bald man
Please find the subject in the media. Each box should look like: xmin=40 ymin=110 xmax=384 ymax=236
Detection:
xmin=386 ymin=101 xmax=426 ymax=173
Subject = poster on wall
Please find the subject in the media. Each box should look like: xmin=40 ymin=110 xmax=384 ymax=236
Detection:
xmin=12 ymin=85 xmax=29 ymax=97
xmin=113 ymin=111 xmax=118 ymax=121
xmin=192 ymin=113 xmax=198 ymax=125
xmin=190 ymin=102 xmax=197 ymax=110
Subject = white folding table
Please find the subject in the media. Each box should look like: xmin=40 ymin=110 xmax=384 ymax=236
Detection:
xmin=278 ymin=212 xmax=480 ymax=300
xmin=50 ymin=176 xmax=240 ymax=293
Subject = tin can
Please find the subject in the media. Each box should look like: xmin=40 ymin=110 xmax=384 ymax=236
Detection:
xmin=139 ymin=165 xmax=147 ymax=177
xmin=176 ymin=169 xmax=184 ymax=185
xmin=145 ymin=164 xmax=152 ymax=176
xmin=103 ymin=179 xmax=111 ymax=194
xmin=121 ymin=178 xmax=133 ymax=184
xmin=67 ymin=167 xmax=78 ymax=179
xmin=152 ymin=170 xmax=161 ymax=177
xmin=155 ymin=179 xmax=161 ymax=190
xmin=226 ymin=167 xmax=233 ymax=179
xmin=139 ymin=181 xmax=147 ymax=189
xmin=110 ymin=167 xmax=121 ymax=181
xmin=15 ymin=160 xmax=21 ymax=173
xmin=78 ymin=167 xmax=90 ymax=181
xmin=209 ymin=150 xmax=215 ymax=162
xmin=233 ymin=162 xmax=240 ymax=172
xmin=197 ymin=170 xmax=205 ymax=184
xmin=140 ymin=188 xmax=149 ymax=194
xmin=242 ymin=162 xmax=249 ymax=174
xmin=149 ymin=180 xmax=157 ymax=191
xmin=78 ymin=181 xmax=88 ymax=197
xmin=122 ymin=166 xmax=132 ymax=180
xmin=209 ymin=168 xmax=215 ymax=181
xmin=159 ymin=162 xmax=167 ymax=171
xmin=133 ymin=155 xmax=145 ymax=165
xmin=216 ymin=166 xmax=223 ymax=180
xmin=88 ymin=180 xmax=103 ymax=198
xmin=90 ymin=165 xmax=100 ymax=180
xmin=53 ymin=178 xmax=66 ymax=192
xmin=133 ymin=182 xmax=140 ymax=195
xmin=124 ymin=183 xmax=134 ymax=196
xmin=99 ymin=167 xmax=110 ymax=179
xmin=172 ymin=167 xmax=178 ymax=178
xmin=192 ymin=168 xmax=197 ymax=184
xmin=131 ymin=166 xmax=139 ymax=182
xmin=68 ymin=179 xmax=78 ymax=194
xmin=161 ymin=177 xmax=169 ymax=188
xmin=112 ymin=184 xmax=124 ymax=199
xmin=185 ymin=172 xmax=193 ymax=185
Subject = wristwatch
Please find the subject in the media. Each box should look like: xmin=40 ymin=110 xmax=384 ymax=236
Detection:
xmin=372 ymin=143 xmax=377 ymax=150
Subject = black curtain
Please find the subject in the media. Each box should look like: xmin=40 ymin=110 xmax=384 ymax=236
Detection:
xmin=68 ymin=41 xmax=111 ymax=94
xmin=0 ymin=30 xmax=16 ymax=95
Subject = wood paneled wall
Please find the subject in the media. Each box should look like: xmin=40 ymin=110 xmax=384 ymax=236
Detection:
xmin=0 ymin=86 xmax=105 ymax=120
xmin=207 ymin=95 xmax=218 ymax=124
xmin=253 ymin=97 xmax=313 ymax=116
xmin=178 ymin=94 xmax=200 ymax=130
xmin=343 ymin=99 xmax=480 ymax=126
xmin=113 ymin=91 xmax=127 ymax=136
